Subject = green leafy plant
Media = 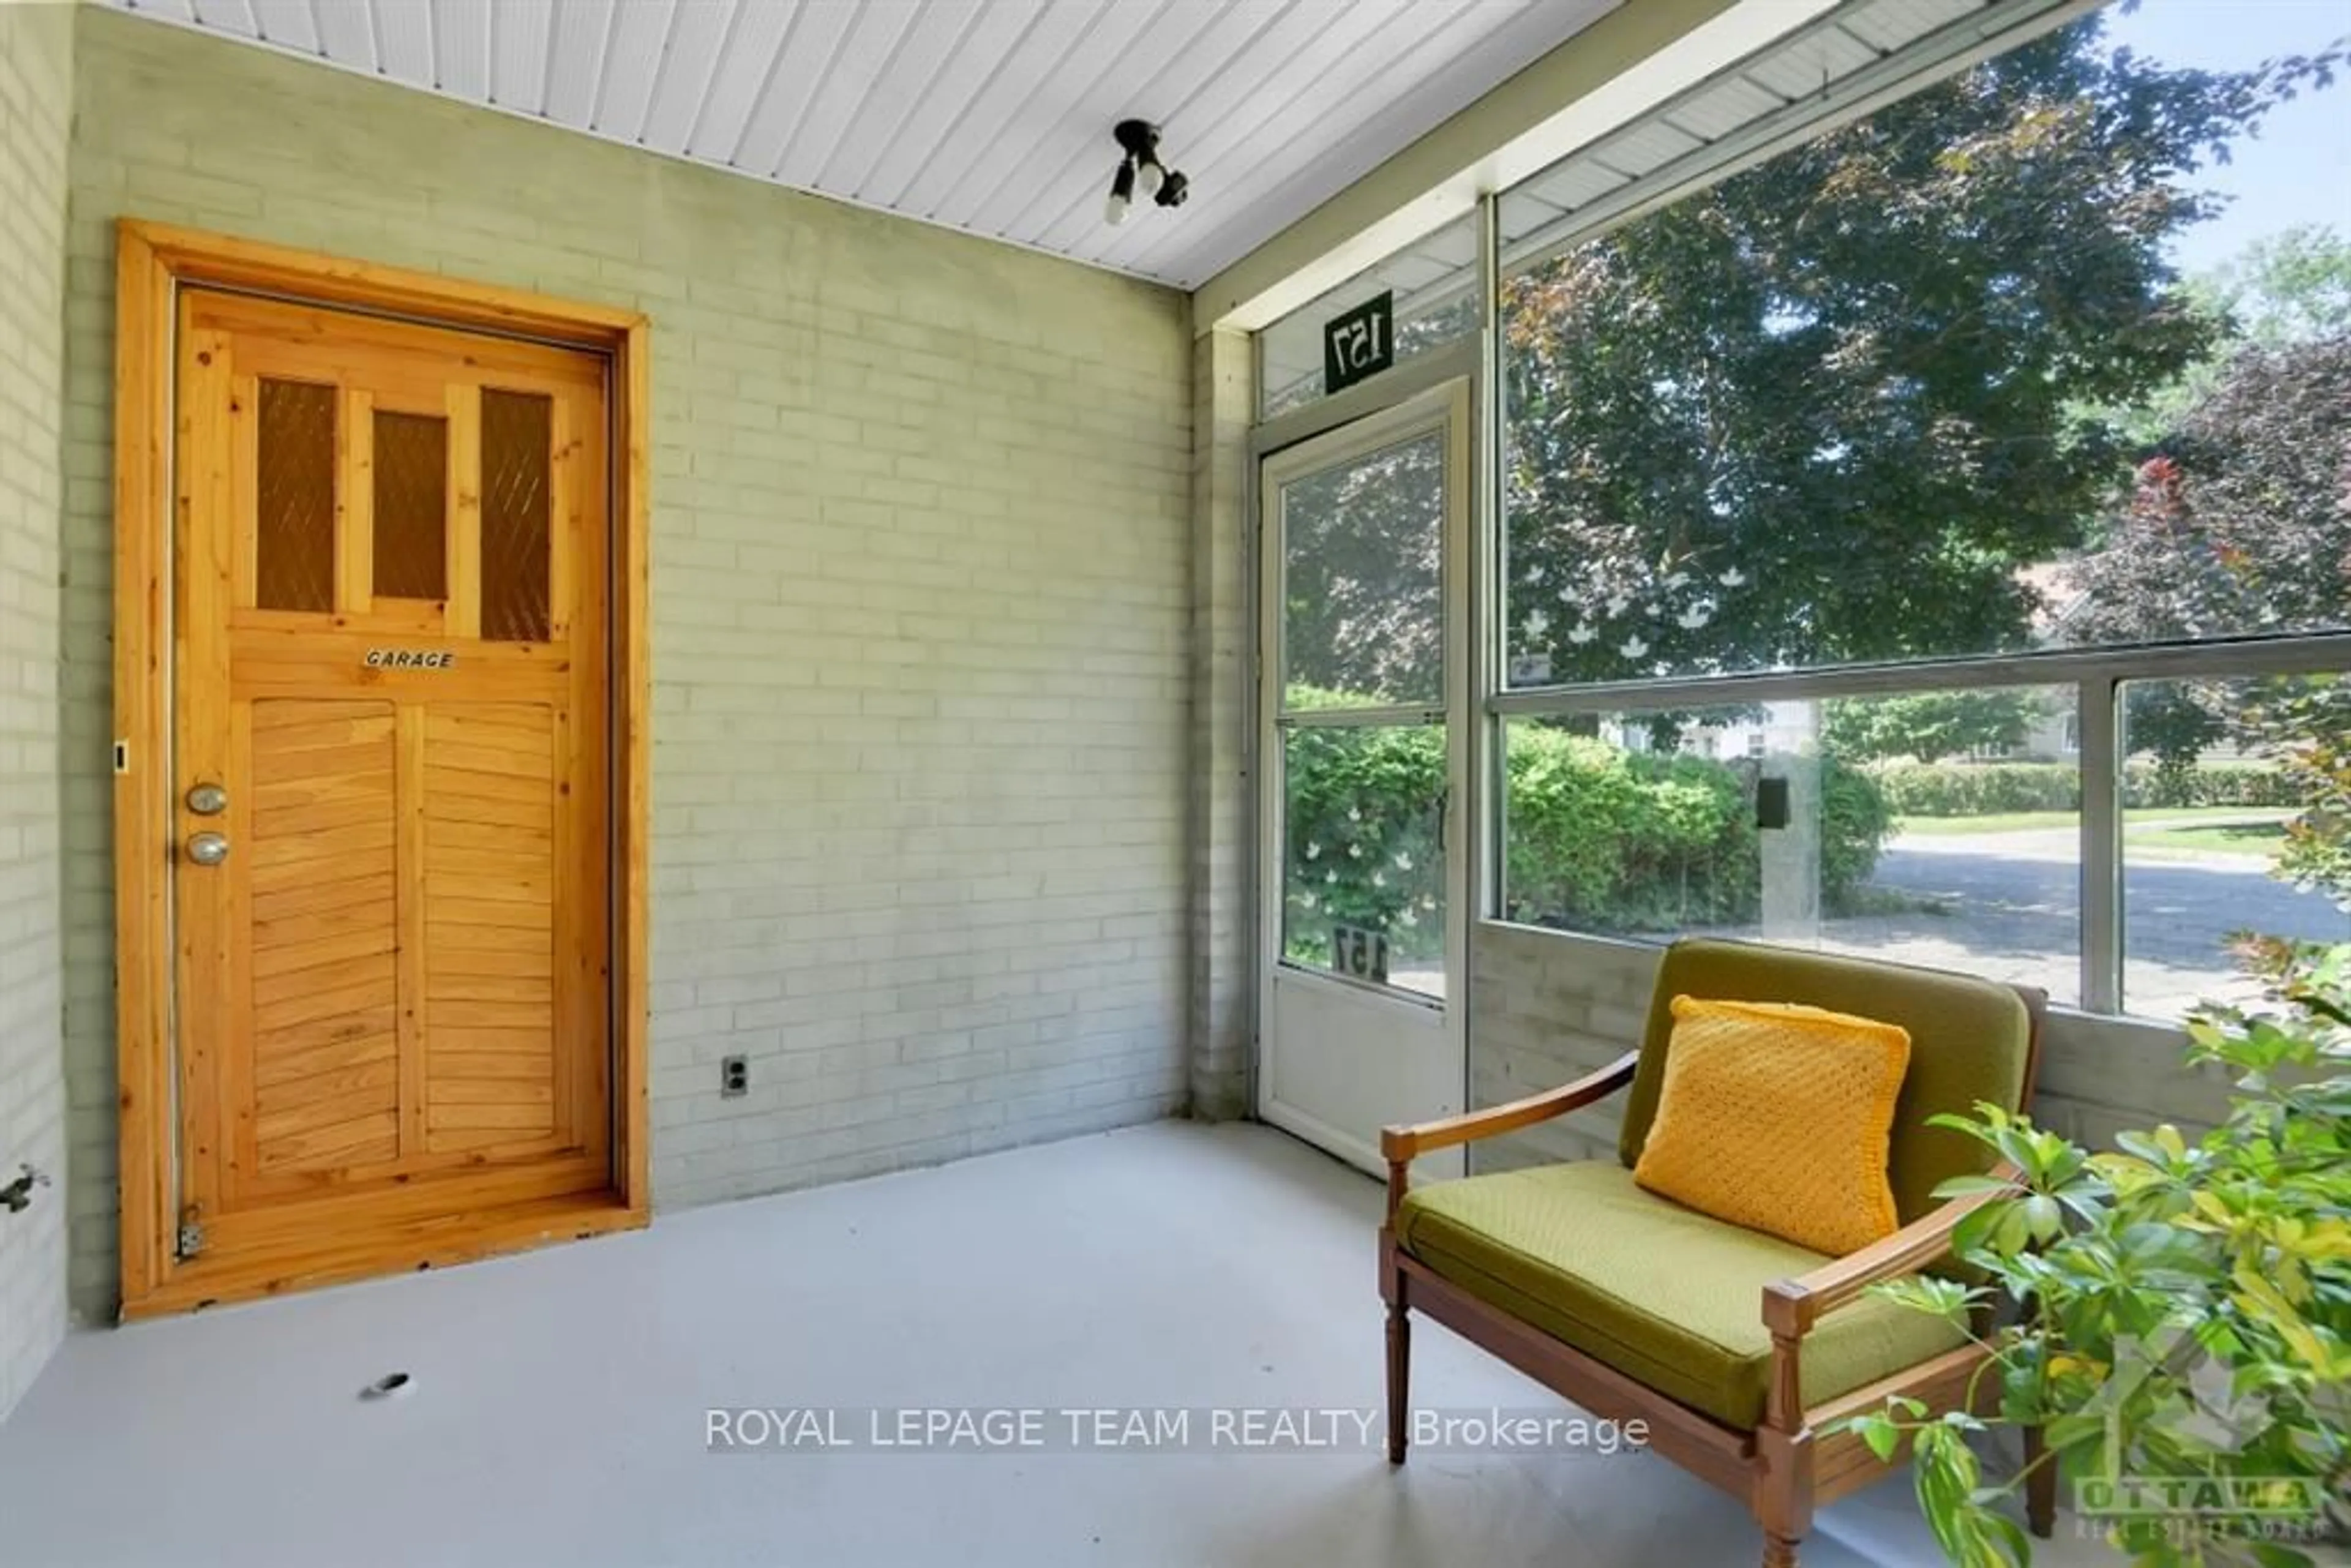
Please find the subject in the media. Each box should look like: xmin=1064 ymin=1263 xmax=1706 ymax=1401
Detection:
xmin=1501 ymin=727 xmax=1759 ymax=932
xmin=1821 ymin=752 xmax=1898 ymax=904
xmin=2242 ymin=677 xmax=2351 ymax=908
xmin=1845 ymin=941 xmax=2351 ymax=1565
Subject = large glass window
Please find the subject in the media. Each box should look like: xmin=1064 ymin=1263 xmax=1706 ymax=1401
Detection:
xmin=1500 ymin=9 xmax=2349 ymax=690
xmin=1280 ymin=431 xmax=1444 ymax=710
xmin=2121 ymin=673 xmax=2351 ymax=1020
xmin=1502 ymin=686 xmax=2082 ymax=1007
xmin=1488 ymin=0 xmax=2350 ymax=1022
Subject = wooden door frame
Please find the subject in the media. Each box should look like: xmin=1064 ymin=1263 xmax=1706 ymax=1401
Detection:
xmin=112 ymin=220 xmax=652 ymax=1316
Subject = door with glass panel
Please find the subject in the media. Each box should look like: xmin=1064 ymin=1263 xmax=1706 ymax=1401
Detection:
xmin=1258 ymin=380 xmax=1469 ymax=1176
xmin=164 ymin=289 xmax=612 ymax=1277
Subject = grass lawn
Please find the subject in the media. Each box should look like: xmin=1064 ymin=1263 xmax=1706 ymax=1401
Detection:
xmin=2126 ymin=817 xmax=2289 ymax=857
xmin=1897 ymin=810 xmax=2080 ymax=835
xmin=1899 ymin=805 xmax=2293 ymax=845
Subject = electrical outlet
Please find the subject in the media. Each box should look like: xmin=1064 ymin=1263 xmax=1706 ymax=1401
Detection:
xmin=720 ymin=1055 xmax=749 ymax=1098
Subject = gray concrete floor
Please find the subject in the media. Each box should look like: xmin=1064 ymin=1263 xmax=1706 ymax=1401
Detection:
xmin=0 ymin=1122 xmax=2124 ymax=1568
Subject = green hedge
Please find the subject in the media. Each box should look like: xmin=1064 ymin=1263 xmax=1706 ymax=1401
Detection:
xmin=1283 ymin=721 xmax=1448 ymax=966
xmin=1502 ymin=732 xmax=1750 ymax=932
xmin=1871 ymin=763 xmax=2075 ymax=816
xmin=1503 ymin=729 xmax=1889 ymax=932
xmin=1821 ymin=757 xmax=1899 ymax=904
xmin=1873 ymin=760 xmax=2300 ymax=816
xmin=1280 ymin=698 xmax=1892 ymax=949
xmin=2126 ymin=762 xmax=2300 ymax=809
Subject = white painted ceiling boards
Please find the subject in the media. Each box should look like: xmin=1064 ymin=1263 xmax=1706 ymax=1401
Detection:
xmin=111 ymin=0 xmax=1623 ymax=288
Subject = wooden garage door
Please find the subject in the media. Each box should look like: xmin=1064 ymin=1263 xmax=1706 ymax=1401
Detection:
xmin=169 ymin=289 xmax=612 ymax=1266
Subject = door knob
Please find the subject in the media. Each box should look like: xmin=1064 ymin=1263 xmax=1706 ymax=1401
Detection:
xmin=186 ymin=782 xmax=228 ymax=815
xmin=186 ymin=831 xmax=230 ymax=866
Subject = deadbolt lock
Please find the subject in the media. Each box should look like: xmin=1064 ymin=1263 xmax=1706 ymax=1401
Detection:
xmin=186 ymin=782 xmax=228 ymax=815
xmin=186 ymin=831 xmax=230 ymax=866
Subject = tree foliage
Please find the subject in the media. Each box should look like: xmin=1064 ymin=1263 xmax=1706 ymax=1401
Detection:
xmin=2202 ymin=224 xmax=2351 ymax=350
xmin=2085 ymin=224 xmax=2351 ymax=446
xmin=1823 ymin=691 xmax=2045 ymax=765
xmin=2070 ymin=337 xmax=2351 ymax=650
xmin=1280 ymin=440 xmax=1443 ymax=702
xmin=1274 ymin=10 xmax=2350 ymax=962
xmin=1285 ymin=17 xmax=2338 ymax=704
xmin=2245 ymin=678 xmax=2351 ymax=909
xmin=2066 ymin=334 xmax=2351 ymax=787
xmin=1499 ymin=16 xmax=2335 ymax=686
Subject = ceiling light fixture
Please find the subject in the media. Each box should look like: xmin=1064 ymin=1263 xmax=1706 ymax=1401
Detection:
xmin=1104 ymin=155 xmax=1136 ymax=227
xmin=1104 ymin=119 xmax=1188 ymax=228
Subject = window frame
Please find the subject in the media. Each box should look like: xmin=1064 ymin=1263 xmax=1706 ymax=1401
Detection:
xmin=1482 ymin=633 xmax=2351 ymax=1016
xmin=1248 ymin=0 xmax=2350 ymax=1030
xmin=1467 ymin=1 xmax=2349 ymax=1024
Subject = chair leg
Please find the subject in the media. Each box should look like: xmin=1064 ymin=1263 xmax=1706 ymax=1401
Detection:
xmin=1385 ymin=1292 xmax=1411 ymax=1465
xmin=2023 ymin=1425 xmax=2057 ymax=1538
xmin=1761 ymin=1530 xmax=1801 ymax=1567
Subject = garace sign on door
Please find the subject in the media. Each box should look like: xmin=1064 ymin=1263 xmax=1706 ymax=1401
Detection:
xmin=362 ymin=648 xmax=459 ymax=670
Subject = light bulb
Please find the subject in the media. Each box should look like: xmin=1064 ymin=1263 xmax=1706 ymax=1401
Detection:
xmin=1136 ymin=160 xmax=1164 ymax=200
xmin=1103 ymin=157 xmax=1136 ymax=227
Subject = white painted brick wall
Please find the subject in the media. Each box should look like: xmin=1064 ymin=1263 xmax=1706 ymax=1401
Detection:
xmin=1187 ymin=326 xmax=1253 ymax=1119
xmin=1468 ymin=924 xmax=2230 ymax=1177
xmin=0 ymin=0 xmax=73 ymax=1424
xmin=58 ymin=10 xmax=1193 ymax=1317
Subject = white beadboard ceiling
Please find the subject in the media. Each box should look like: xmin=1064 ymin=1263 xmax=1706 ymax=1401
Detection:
xmin=111 ymin=0 xmax=1623 ymax=289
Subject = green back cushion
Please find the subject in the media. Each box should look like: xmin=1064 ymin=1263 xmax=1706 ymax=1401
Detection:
xmin=1618 ymin=939 xmax=2037 ymax=1226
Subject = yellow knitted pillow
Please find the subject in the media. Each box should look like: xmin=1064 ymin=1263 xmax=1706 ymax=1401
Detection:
xmin=1632 ymin=994 xmax=1912 ymax=1256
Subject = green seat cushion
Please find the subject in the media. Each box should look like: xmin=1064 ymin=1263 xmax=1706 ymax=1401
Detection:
xmin=1620 ymin=939 xmax=2036 ymax=1228
xmin=1395 ymin=1161 xmax=1967 ymax=1431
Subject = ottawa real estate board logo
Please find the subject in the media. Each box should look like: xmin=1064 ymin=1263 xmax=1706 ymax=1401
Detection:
xmin=2074 ymin=1330 xmax=2334 ymax=1545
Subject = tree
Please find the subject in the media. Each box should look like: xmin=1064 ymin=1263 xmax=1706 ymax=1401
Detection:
xmin=1822 ymin=690 xmax=2045 ymax=765
xmin=2202 ymin=224 xmax=2351 ymax=348
xmin=2085 ymin=224 xmax=2351 ymax=448
xmin=2066 ymin=336 xmax=2351 ymax=769
xmin=2063 ymin=330 xmax=2351 ymax=891
xmin=1499 ymin=15 xmax=2338 ymax=688
xmin=2244 ymin=678 xmax=2351 ymax=908
xmin=2098 ymin=338 xmax=2351 ymax=638
xmin=1279 ymin=438 xmax=1444 ymax=703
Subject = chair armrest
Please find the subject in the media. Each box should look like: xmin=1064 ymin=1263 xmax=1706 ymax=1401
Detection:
xmin=1760 ymin=1161 xmax=2021 ymax=1340
xmin=1380 ymin=1051 xmax=1639 ymax=1163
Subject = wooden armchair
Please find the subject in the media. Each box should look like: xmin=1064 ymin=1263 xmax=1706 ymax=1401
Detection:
xmin=1379 ymin=939 xmax=2050 ymax=1568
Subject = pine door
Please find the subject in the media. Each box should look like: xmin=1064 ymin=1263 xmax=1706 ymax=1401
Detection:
xmin=168 ymin=289 xmax=612 ymax=1271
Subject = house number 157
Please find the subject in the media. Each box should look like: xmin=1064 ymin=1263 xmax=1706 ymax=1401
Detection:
xmin=1322 ymin=291 xmax=1395 ymax=395
xmin=1330 ymin=923 xmax=1391 ymax=985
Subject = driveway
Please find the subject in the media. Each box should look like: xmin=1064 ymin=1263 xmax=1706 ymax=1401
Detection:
xmin=1820 ymin=828 xmax=2350 ymax=1019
